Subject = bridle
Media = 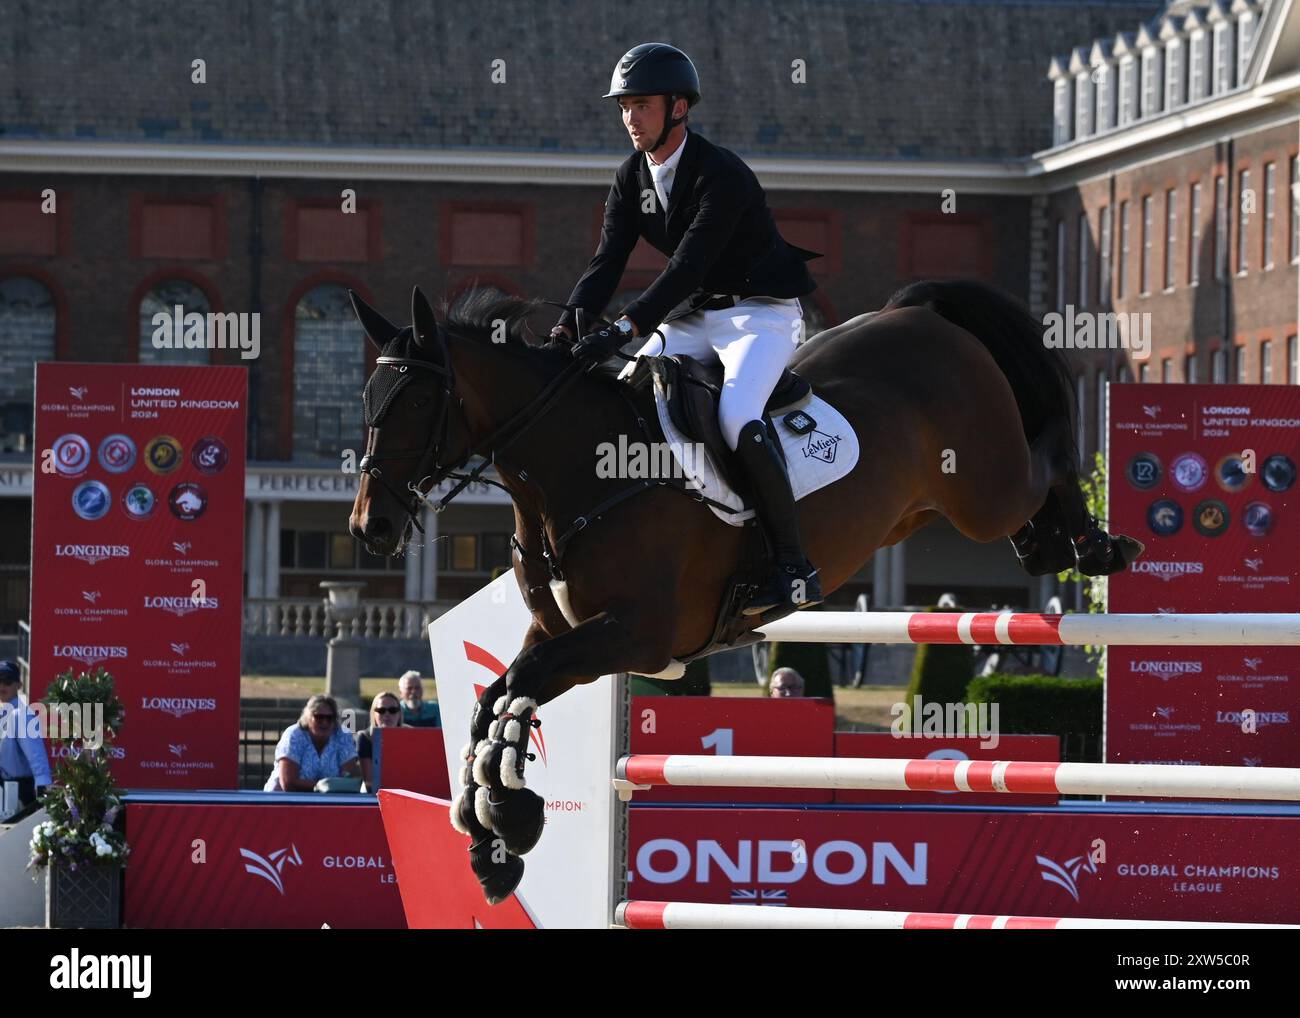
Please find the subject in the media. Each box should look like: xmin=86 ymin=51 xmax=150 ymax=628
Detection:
xmin=357 ymin=309 xmax=604 ymax=536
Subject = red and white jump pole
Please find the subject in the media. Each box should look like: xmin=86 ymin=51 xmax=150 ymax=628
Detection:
xmin=614 ymin=755 xmax=1300 ymax=801
xmin=615 ymin=901 xmax=1300 ymax=930
xmin=755 ymin=611 xmax=1300 ymax=646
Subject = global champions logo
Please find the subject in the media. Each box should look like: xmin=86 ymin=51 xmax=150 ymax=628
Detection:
xmin=240 ymin=844 xmax=303 ymax=895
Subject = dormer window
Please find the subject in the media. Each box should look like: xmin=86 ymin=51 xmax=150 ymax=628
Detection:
xmin=1189 ymin=30 xmax=1207 ymax=99
xmin=1165 ymin=39 xmax=1184 ymax=109
xmin=1118 ymin=55 xmax=1137 ymax=125
xmin=1212 ymin=21 xmax=1234 ymax=93
xmin=1095 ymin=64 xmax=1114 ymax=131
xmin=1075 ymin=71 xmax=1093 ymax=137
xmin=1141 ymin=48 xmax=1162 ymax=118
xmin=1238 ymin=11 xmax=1255 ymax=85
xmin=1053 ymin=76 xmax=1072 ymax=145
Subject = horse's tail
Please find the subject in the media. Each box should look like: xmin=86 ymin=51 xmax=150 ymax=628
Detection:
xmin=882 ymin=279 xmax=1079 ymax=471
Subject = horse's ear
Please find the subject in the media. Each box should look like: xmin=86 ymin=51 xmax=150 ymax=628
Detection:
xmin=410 ymin=286 xmax=441 ymax=352
xmin=350 ymin=291 xmax=399 ymax=351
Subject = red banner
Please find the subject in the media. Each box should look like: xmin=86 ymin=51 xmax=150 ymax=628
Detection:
xmin=628 ymin=807 xmax=1300 ymax=923
xmin=629 ymin=696 xmax=836 ymax=803
xmin=30 ymin=363 xmax=246 ymax=788
xmin=125 ymin=803 xmax=405 ymax=928
xmin=1107 ymin=384 xmax=1300 ymax=767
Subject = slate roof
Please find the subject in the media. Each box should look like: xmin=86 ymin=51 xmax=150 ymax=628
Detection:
xmin=1 ymin=0 xmax=1163 ymax=162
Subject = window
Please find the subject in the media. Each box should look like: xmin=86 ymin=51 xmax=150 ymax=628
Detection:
xmin=1190 ymin=32 xmax=1207 ymax=100
xmin=1053 ymin=79 xmax=1072 ymax=145
xmin=1096 ymin=370 xmax=1108 ymax=454
xmin=1075 ymin=72 xmax=1092 ymax=137
xmin=1119 ymin=56 xmax=1136 ymax=125
xmin=329 ymin=534 xmax=354 ymax=570
xmin=1238 ymin=169 xmax=1250 ymax=274
xmin=297 ymin=531 xmax=326 ymax=570
xmin=1096 ymin=65 xmax=1113 ymax=131
xmin=293 ymin=284 xmax=365 ymax=460
xmin=1189 ymin=182 xmax=1202 ymax=285
xmin=1161 ymin=357 xmax=1173 ymax=383
xmin=1186 ymin=353 xmax=1199 ymax=383
xmin=481 ymin=534 xmax=513 ymax=573
xmin=1261 ymin=340 xmax=1273 ymax=383
xmin=1077 ymin=213 xmax=1089 ymax=308
xmin=1138 ymin=363 xmax=1149 ymax=382
xmin=1235 ymin=345 xmax=1247 ymax=384
xmin=1215 ymin=176 xmax=1228 ymax=280
xmin=1238 ymin=13 xmax=1255 ymax=85
xmin=1141 ymin=195 xmax=1153 ymax=295
xmin=449 ymin=534 xmax=478 ymax=572
xmin=1141 ymin=49 xmax=1161 ymax=118
xmin=1166 ymin=40 xmax=1184 ymax=110
xmin=1212 ymin=348 xmax=1227 ymax=383
xmin=1056 ymin=219 xmax=1067 ymax=309
xmin=0 ymin=276 xmax=56 ymax=454
xmin=1291 ymin=156 xmax=1299 ymax=263
xmin=1118 ymin=201 xmax=1131 ymax=299
xmin=1212 ymin=22 xmax=1232 ymax=93
xmin=1098 ymin=206 xmax=1112 ymax=305
xmin=1164 ymin=188 xmax=1177 ymax=290
xmin=1264 ymin=162 xmax=1276 ymax=269
xmin=1289 ymin=335 xmax=1299 ymax=384
xmin=138 ymin=280 xmax=212 ymax=365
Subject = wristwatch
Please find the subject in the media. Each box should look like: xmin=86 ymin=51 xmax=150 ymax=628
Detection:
xmin=612 ymin=318 xmax=634 ymax=339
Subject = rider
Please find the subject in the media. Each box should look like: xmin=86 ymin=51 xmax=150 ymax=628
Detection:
xmin=552 ymin=42 xmax=823 ymax=614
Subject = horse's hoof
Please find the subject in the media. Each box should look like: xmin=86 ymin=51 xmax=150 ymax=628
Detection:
xmin=486 ymin=787 xmax=547 ymax=857
xmin=469 ymin=838 xmax=525 ymax=905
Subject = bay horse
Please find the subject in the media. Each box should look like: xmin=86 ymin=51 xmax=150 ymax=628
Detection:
xmin=348 ymin=280 xmax=1141 ymax=903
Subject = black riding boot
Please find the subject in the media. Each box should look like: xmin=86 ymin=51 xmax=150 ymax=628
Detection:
xmin=734 ymin=419 xmax=823 ymax=615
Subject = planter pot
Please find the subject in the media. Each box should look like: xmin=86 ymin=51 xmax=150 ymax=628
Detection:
xmin=45 ymin=863 xmax=122 ymax=929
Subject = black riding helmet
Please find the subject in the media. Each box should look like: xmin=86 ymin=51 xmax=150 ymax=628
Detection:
xmin=604 ymin=43 xmax=701 ymax=153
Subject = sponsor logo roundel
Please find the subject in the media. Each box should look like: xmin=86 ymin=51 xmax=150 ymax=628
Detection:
xmin=1214 ymin=454 xmax=1251 ymax=493
xmin=168 ymin=482 xmax=207 ymax=521
xmin=1243 ymin=501 xmax=1274 ymax=537
xmin=122 ymin=483 xmax=156 ymax=520
xmin=52 ymin=434 xmax=92 ymax=476
xmin=1262 ymin=454 xmax=1296 ymax=493
xmin=1170 ymin=453 xmax=1208 ymax=493
xmin=97 ymin=434 xmax=137 ymax=473
xmin=1146 ymin=498 xmax=1183 ymax=536
xmin=191 ymin=436 xmax=228 ymax=474
xmin=72 ymin=480 xmax=112 ymax=521
xmin=1126 ymin=452 xmax=1162 ymax=490
xmin=145 ymin=435 xmax=183 ymax=474
xmin=1192 ymin=499 xmax=1230 ymax=538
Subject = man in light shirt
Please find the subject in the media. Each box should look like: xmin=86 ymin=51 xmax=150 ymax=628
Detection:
xmin=0 ymin=660 xmax=52 ymax=809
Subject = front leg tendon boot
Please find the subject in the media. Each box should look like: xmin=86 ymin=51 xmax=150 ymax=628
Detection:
xmin=472 ymin=695 xmax=546 ymax=857
xmin=733 ymin=419 xmax=823 ymax=615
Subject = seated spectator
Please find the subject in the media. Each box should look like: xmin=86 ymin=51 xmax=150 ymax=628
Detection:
xmin=264 ymin=694 xmax=359 ymax=792
xmin=356 ymin=691 xmax=403 ymax=792
xmin=0 ymin=660 xmax=51 ymax=809
xmin=398 ymin=671 xmax=441 ymax=728
xmin=769 ymin=667 xmax=805 ymax=698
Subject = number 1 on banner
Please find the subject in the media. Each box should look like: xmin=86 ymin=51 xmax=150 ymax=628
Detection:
xmin=700 ymin=728 xmax=733 ymax=756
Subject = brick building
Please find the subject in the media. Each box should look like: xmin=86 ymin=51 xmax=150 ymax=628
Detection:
xmin=5 ymin=0 xmax=1294 ymax=645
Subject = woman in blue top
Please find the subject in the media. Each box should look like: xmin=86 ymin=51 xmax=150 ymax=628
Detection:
xmin=264 ymin=694 xmax=359 ymax=792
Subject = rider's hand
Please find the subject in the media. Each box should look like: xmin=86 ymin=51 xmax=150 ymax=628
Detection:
xmin=550 ymin=324 xmax=573 ymax=341
xmin=570 ymin=325 xmax=621 ymax=362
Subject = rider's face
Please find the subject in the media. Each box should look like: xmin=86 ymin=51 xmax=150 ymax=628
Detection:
xmin=620 ymin=95 xmax=684 ymax=152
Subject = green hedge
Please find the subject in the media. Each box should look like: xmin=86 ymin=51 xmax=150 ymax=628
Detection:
xmin=965 ymin=673 xmax=1102 ymax=737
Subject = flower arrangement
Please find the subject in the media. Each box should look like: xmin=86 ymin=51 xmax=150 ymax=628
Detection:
xmin=28 ymin=667 xmax=129 ymax=873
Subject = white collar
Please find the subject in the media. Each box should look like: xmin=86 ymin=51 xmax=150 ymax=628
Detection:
xmin=646 ymin=131 xmax=688 ymax=175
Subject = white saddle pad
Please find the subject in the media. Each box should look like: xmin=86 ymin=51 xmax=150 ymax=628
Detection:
xmin=651 ymin=377 xmax=860 ymax=526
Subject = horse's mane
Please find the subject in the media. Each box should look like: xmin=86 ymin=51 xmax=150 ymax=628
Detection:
xmin=439 ymin=287 xmax=575 ymax=368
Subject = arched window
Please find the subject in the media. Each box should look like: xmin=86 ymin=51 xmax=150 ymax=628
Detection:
xmin=293 ymin=284 xmax=365 ymax=460
xmin=139 ymin=280 xmax=212 ymax=364
xmin=0 ymin=276 xmax=56 ymax=452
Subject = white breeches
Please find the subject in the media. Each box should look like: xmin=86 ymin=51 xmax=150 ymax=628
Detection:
xmin=619 ymin=296 xmax=803 ymax=450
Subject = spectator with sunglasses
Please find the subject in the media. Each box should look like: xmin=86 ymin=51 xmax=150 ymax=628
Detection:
xmin=264 ymin=694 xmax=359 ymax=792
xmin=356 ymin=691 xmax=404 ymax=792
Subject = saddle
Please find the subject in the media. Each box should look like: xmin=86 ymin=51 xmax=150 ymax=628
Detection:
xmin=625 ymin=354 xmax=812 ymax=491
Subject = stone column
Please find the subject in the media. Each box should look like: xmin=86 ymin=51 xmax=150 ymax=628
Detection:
xmin=403 ymin=531 xmax=421 ymax=602
xmin=871 ymin=549 xmax=889 ymax=609
xmin=263 ymin=500 xmax=281 ymax=599
xmin=246 ymin=501 xmax=265 ymax=599
xmin=420 ymin=506 xmax=438 ymax=602
xmin=889 ymin=542 xmax=907 ymax=608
